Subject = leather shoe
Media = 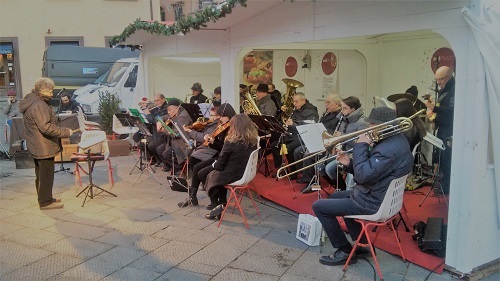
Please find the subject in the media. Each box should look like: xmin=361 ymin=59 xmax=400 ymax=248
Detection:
xmin=301 ymin=185 xmax=314 ymax=194
xmin=296 ymin=178 xmax=311 ymax=184
xmin=205 ymin=213 xmax=220 ymax=220
xmin=40 ymin=202 xmax=64 ymax=210
xmin=178 ymin=198 xmax=198 ymax=208
xmin=52 ymin=198 xmax=62 ymax=203
xmin=319 ymin=249 xmax=357 ymax=266
xmin=355 ymin=246 xmax=374 ymax=257
xmin=209 ymin=204 xmax=225 ymax=217
xmin=206 ymin=204 xmax=215 ymax=210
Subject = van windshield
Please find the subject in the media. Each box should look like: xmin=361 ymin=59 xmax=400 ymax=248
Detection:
xmin=92 ymin=70 xmax=110 ymax=85
xmin=102 ymin=62 xmax=131 ymax=86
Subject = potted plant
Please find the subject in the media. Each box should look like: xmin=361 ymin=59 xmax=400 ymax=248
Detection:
xmin=98 ymin=90 xmax=121 ymax=139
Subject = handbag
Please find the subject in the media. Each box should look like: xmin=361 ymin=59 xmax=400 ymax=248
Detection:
xmin=296 ymin=214 xmax=322 ymax=246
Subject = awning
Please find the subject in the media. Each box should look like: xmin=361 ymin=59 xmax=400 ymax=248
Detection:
xmin=0 ymin=43 xmax=13 ymax=54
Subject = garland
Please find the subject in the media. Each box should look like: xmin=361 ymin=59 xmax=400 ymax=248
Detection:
xmin=110 ymin=0 xmax=247 ymax=46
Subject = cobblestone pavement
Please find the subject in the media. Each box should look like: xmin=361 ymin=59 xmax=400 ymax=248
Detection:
xmin=0 ymin=104 xmax=465 ymax=281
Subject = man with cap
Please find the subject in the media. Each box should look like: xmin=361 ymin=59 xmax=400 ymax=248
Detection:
xmin=156 ymin=98 xmax=193 ymax=173
xmin=254 ymin=83 xmax=277 ymax=116
xmin=212 ymin=86 xmax=222 ymax=106
xmin=312 ymin=106 xmax=413 ymax=266
xmin=3 ymin=90 xmax=20 ymax=119
xmin=190 ymin=82 xmax=208 ymax=104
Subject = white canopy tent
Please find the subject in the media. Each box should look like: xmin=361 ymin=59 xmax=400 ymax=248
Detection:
xmin=119 ymin=0 xmax=498 ymax=274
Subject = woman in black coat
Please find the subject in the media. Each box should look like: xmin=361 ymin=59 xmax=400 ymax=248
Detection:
xmin=199 ymin=114 xmax=259 ymax=220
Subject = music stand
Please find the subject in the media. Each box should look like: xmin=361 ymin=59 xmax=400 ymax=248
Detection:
xmin=181 ymin=103 xmax=202 ymax=122
xmin=248 ymin=115 xmax=275 ymax=177
xmin=126 ymin=115 xmax=162 ymax=186
xmin=75 ymin=136 xmax=117 ymax=207
xmin=296 ymin=123 xmax=330 ymax=196
xmin=419 ymin=132 xmax=448 ymax=207
xmin=161 ymin=121 xmax=193 ymax=199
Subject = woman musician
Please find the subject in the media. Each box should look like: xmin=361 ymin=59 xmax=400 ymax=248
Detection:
xmin=178 ymin=103 xmax=237 ymax=208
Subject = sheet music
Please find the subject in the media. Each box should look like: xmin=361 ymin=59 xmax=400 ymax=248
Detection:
xmin=128 ymin=108 xmax=149 ymax=124
xmin=197 ymin=103 xmax=212 ymax=119
xmin=296 ymin=123 xmax=327 ymax=154
xmin=172 ymin=122 xmax=194 ymax=149
xmin=113 ymin=114 xmax=139 ymax=135
xmin=423 ymin=132 xmax=445 ymax=150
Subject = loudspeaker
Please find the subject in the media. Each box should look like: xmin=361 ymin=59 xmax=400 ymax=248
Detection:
xmin=423 ymin=217 xmax=447 ymax=257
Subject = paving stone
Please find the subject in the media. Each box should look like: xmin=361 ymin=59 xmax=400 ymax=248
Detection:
xmin=0 ymin=189 xmax=26 ymax=200
xmin=176 ymin=260 xmax=223 ymax=276
xmin=0 ymin=240 xmax=53 ymax=274
xmin=42 ymin=236 xmax=115 ymax=260
xmin=259 ymin=212 xmax=298 ymax=231
xmin=230 ymin=252 xmax=293 ymax=276
xmin=285 ymin=250 xmax=344 ymax=280
xmin=157 ymin=268 xmax=211 ymax=281
xmin=58 ymin=210 xmax=118 ymax=226
xmin=0 ymin=253 xmax=83 ymax=281
xmin=102 ymin=217 xmax=169 ymax=235
xmin=44 ymin=221 xmax=112 ymax=240
xmin=101 ymin=266 xmax=162 ymax=281
xmin=2 ymin=212 xmax=58 ymax=229
xmin=246 ymin=230 xmax=308 ymax=263
xmin=0 ymin=208 xmax=17 ymax=220
xmin=23 ymin=206 xmax=75 ymax=219
xmin=0 ymin=199 xmax=37 ymax=212
xmin=58 ymin=260 xmax=118 ymax=281
xmin=129 ymin=241 xmax=204 ymax=274
xmin=95 ymin=230 xmax=169 ymax=252
xmin=62 ymin=198 xmax=113 ymax=214
xmin=0 ymin=222 xmax=25 ymax=237
xmin=98 ymin=206 xmax=164 ymax=221
xmin=151 ymin=213 xmax=214 ymax=230
xmin=3 ymin=227 xmax=66 ymax=248
xmin=90 ymin=246 xmax=147 ymax=268
xmin=211 ymin=268 xmax=279 ymax=281
xmin=279 ymin=273 xmax=328 ymax=281
xmin=153 ymin=225 xmax=221 ymax=245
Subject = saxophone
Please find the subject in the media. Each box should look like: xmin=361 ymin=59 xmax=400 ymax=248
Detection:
xmin=281 ymin=78 xmax=304 ymax=123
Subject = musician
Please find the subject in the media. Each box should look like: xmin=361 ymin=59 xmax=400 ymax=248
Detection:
xmin=212 ymin=86 xmax=222 ymax=106
xmin=395 ymin=98 xmax=426 ymax=150
xmin=156 ymin=99 xmax=192 ymax=173
xmin=178 ymin=104 xmax=236 ymax=208
xmin=132 ymin=93 xmax=168 ymax=165
xmin=138 ymin=97 xmax=154 ymax=110
xmin=294 ymin=93 xmax=342 ymax=188
xmin=425 ymin=66 xmax=455 ymax=195
xmin=58 ymin=92 xmax=82 ymax=113
xmin=190 ymin=82 xmax=208 ymax=104
xmin=405 ymin=85 xmax=426 ymax=113
xmin=255 ymin=83 xmax=277 ymax=116
xmin=268 ymin=83 xmax=282 ymax=118
xmin=323 ymin=96 xmax=368 ymax=190
xmin=199 ymin=113 xmax=259 ymax=220
xmin=182 ymin=106 xmax=221 ymax=165
xmin=313 ymin=106 xmax=413 ymax=266
xmin=271 ymin=92 xmax=318 ymax=178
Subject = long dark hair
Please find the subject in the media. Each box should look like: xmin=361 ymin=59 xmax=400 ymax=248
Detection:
xmin=395 ymin=98 xmax=426 ymax=146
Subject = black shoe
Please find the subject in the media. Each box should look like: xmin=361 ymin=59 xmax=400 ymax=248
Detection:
xmin=206 ymin=204 xmax=215 ymax=210
xmin=296 ymin=178 xmax=311 ymax=184
xmin=301 ymin=185 xmax=314 ymax=194
xmin=178 ymin=198 xmax=198 ymax=208
xmin=355 ymin=246 xmax=374 ymax=257
xmin=319 ymin=249 xmax=357 ymax=266
xmin=209 ymin=204 xmax=225 ymax=217
xmin=205 ymin=213 xmax=220 ymax=220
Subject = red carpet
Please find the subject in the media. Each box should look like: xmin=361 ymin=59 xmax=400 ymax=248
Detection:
xmin=252 ymin=170 xmax=447 ymax=274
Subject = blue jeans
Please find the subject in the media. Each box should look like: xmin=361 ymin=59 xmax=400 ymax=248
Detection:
xmin=324 ymin=159 xmax=338 ymax=180
xmin=312 ymin=190 xmax=373 ymax=249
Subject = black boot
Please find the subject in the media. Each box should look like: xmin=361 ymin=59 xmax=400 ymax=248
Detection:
xmin=177 ymin=188 xmax=198 ymax=208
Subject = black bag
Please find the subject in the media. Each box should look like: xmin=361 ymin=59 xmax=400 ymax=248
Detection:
xmin=167 ymin=176 xmax=188 ymax=192
xmin=412 ymin=219 xmax=446 ymax=258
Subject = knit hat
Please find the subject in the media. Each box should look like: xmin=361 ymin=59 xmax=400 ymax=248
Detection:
xmin=405 ymin=85 xmax=418 ymax=97
xmin=365 ymin=107 xmax=396 ymax=125
xmin=7 ymin=90 xmax=16 ymax=97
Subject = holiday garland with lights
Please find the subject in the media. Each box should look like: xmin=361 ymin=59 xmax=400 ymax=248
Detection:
xmin=110 ymin=0 xmax=247 ymax=46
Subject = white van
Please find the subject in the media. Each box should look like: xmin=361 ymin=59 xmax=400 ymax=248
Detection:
xmin=75 ymin=58 xmax=139 ymax=113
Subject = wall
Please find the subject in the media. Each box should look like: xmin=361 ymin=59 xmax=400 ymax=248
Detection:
xmin=0 ymin=0 xmax=158 ymax=96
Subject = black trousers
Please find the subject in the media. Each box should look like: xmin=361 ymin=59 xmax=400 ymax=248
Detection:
xmin=436 ymin=129 xmax=452 ymax=194
xmin=197 ymin=165 xmax=227 ymax=206
xmin=34 ymin=157 xmax=56 ymax=207
xmin=271 ymin=136 xmax=302 ymax=169
xmin=189 ymin=158 xmax=215 ymax=199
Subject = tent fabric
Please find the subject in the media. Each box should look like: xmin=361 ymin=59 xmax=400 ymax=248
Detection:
xmin=463 ymin=2 xmax=500 ymax=222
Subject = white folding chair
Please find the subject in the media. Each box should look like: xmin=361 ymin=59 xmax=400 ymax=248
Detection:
xmin=76 ymin=107 xmax=101 ymax=132
xmin=342 ymin=174 xmax=410 ymax=281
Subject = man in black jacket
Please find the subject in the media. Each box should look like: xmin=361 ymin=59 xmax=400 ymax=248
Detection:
xmin=189 ymin=82 xmax=208 ymax=104
xmin=271 ymin=92 xmax=318 ymax=177
xmin=425 ymin=66 xmax=455 ymax=195
xmin=19 ymin=77 xmax=74 ymax=210
xmin=313 ymin=107 xmax=413 ymax=266
xmin=59 ymin=92 xmax=82 ymax=113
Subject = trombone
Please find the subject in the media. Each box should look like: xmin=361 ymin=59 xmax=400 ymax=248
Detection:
xmin=275 ymin=111 xmax=423 ymax=180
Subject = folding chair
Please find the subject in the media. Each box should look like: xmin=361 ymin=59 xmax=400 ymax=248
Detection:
xmin=76 ymin=107 xmax=101 ymax=132
xmin=342 ymin=174 xmax=410 ymax=281
xmin=71 ymin=130 xmax=115 ymax=206
xmin=218 ymin=148 xmax=261 ymax=229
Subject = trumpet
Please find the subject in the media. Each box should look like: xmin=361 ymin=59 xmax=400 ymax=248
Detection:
xmin=275 ymin=114 xmax=419 ymax=180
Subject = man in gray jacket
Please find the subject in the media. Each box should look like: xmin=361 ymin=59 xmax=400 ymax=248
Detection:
xmin=255 ymin=83 xmax=277 ymax=116
xmin=19 ymin=77 xmax=74 ymax=210
xmin=312 ymin=107 xmax=413 ymax=266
